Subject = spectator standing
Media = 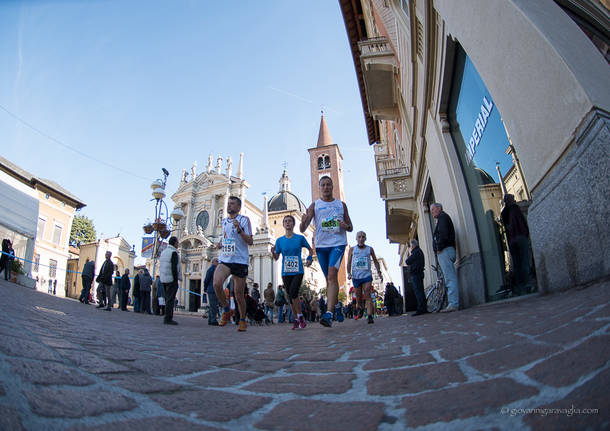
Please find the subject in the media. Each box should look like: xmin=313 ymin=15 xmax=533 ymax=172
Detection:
xmin=79 ymin=258 xmax=95 ymax=304
xmin=501 ymin=194 xmax=532 ymax=295
xmin=251 ymin=283 xmax=261 ymax=303
xmin=96 ymin=251 xmax=114 ymax=311
xmin=276 ymin=285 xmax=287 ymax=323
xmin=204 ymin=258 xmax=219 ymax=325
xmin=112 ymin=268 xmax=121 ymax=307
xmin=139 ymin=268 xmax=153 ymax=314
xmin=155 ymin=275 xmax=165 ymax=315
xmin=263 ymin=282 xmax=275 ymax=324
xmin=431 ymin=203 xmax=460 ymax=312
xmin=119 ymin=269 xmax=131 ymax=311
xmin=132 ymin=270 xmax=141 ymax=313
xmin=159 ymin=236 xmax=182 ymax=325
xmin=405 ymin=239 xmax=427 ymax=316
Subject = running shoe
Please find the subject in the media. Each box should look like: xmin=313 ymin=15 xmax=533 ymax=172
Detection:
xmin=219 ymin=310 xmax=233 ymax=326
xmin=334 ymin=304 xmax=344 ymax=323
xmin=368 ymin=315 xmax=374 ymax=324
xmin=354 ymin=310 xmax=360 ymax=320
xmin=292 ymin=320 xmax=299 ymax=330
xmin=320 ymin=311 xmax=333 ymax=327
xmin=299 ymin=316 xmax=307 ymax=329
xmin=238 ymin=319 xmax=247 ymax=332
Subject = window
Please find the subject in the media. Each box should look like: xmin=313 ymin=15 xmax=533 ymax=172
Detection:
xmin=37 ymin=217 xmax=46 ymax=239
xmin=34 ymin=254 xmax=40 ymax=272
xmin=52 ymin=223 xmax=63 ymax=245
xmin=49 ymin=259 xmax=57 ymax=278
xmin=192 ymin=263 xmax=199 ymax=272
xmin=317 ymin=156 xmax=324 ymax=170
xmin=324 ymin=156 xmax=331 ymax=169
xmin=399 ymin=0 xmax=409 ymax=15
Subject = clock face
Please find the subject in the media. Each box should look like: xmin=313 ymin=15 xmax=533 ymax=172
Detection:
xmin=196 ymin=210 xmax=209 ymax=231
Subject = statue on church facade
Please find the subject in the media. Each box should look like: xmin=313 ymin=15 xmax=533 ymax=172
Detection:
xmin=226 ymin=156 xmax=233 ymax=177
xmin=191 ymin=160 xmax=197 ymax=179
xmin=216 ymin=156 xmax=222 ymax=174
xmin=181 ymin=169 xmax=188 ymax=183
xmin=207 ymin=154 xmax=213 ymax=173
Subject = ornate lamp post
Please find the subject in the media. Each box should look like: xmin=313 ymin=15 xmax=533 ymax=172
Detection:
xmin=143 ymin=169 xmax=184 ymax=313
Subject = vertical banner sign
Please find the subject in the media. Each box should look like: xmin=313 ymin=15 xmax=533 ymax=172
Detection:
xmin=141 ymin=237 xmax=154 ymax=258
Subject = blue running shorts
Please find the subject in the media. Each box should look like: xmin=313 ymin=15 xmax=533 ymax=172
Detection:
xmin=316 ymin=245 xmax=346 ymax=278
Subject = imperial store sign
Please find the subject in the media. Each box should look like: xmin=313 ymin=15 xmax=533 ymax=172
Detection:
xmin=466 ymin=96 xmax=494 ymax=164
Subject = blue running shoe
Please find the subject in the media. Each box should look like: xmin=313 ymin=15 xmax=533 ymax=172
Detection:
xmin=334 ymin=304 xmax=344 ymax=323
xmin=320 ymin=311 xmax=332 ymax=327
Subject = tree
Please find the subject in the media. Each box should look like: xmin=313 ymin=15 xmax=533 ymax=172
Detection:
xmin=70 ymin=215 xmax=96 ymax=247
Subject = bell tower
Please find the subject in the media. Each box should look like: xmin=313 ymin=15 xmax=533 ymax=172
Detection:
xmin=308 ymin=114 xmax=345 ymax=202
xmin=308 ymin=114 xmax=348 ymax=288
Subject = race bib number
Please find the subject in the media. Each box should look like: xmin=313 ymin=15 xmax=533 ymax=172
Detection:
xmin=321 ymin=217 xmax=340 ymax=233
xmin=284 ymin=256 xmax=299 ymax=273
xmin=355 ymin=257 xmax=369 ymax=270
xmin=222 ymin=238 xmax=235 ymax=256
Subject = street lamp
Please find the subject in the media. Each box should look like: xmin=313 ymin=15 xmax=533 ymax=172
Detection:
xmin=143 ymin=169 xmax=184 ymax=314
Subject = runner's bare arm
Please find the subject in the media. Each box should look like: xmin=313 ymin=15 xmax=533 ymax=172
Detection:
xmin=370 ymin=247 xmax=382 ymax=282
xmin=300 ymin=203 xmax=315 ymax=233
xmin=347 ymin=247 xmax=354 ymax=279
xmin=271 ymin=244 xmax=279 ymax=260
xmin=340 ymin=202 xmax=353 ymax=232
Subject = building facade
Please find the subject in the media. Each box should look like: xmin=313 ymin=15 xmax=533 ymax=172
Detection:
xmin=0 ymin=156 xmax=86 ymax=296
xmin=75 ymin=236 xmax=136 ymax=300
xmin=340 ymin=0 xmax=610 ymax=306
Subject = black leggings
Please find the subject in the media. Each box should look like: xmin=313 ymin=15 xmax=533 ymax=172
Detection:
xmin=282 ymin=274 xmax=304 ymax=300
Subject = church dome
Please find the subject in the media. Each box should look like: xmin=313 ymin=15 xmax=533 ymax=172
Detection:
xmin=268 ymin=170 xmax=307 ymax=213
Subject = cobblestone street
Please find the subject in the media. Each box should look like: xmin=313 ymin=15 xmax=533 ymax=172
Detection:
xmin=0 ymin=279 xmax=607 ymax=430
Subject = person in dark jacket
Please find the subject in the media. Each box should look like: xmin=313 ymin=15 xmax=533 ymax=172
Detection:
xmin=79 ymin=258 xmax=95 ymax=304
xmin=501 ymin=194 xmax=532 ymax=295
xmin=139 ymin=268 xmax=153 ymax=314
xmin=431 ymin=203 xmax=459 ymax=312
xmin=154 ymin=275 xmax=165 ymax=315
xmin=96 ymin=251 xmax=115 ymax=311
xmin=405 ymin=239 xmax=427 ymax=315
xmin=251 ymin=283 xmax=261 ymax=303
xmin=204 ymin=258 xmax=219 ymax=325
xmin=132 ymin=270 xmax=141 ymax=313
xmin=159 ymin=236 xmax=182 ymax=325
xmin=119 ymin=269 xmax=131 ymax=311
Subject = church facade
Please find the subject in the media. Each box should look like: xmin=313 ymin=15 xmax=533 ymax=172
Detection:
xmin=164 ymin=143 xmax=327 ymax=312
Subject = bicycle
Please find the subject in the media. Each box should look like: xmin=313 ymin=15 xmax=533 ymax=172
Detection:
xmin=425 ymin=259 xmax=447 ymax=313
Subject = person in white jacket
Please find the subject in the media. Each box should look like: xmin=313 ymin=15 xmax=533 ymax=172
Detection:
xmin=159 ymin=236 xmax=182 ymax=325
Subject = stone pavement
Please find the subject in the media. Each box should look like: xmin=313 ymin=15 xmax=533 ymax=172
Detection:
xmin=0 ymin=279 xmax=608 ymax=431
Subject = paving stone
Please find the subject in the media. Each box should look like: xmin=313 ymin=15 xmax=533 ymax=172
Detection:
xmin=535 ymin=320 xmax=607 ymax=345
xmin=111 ymin=374 xmax=185 ymax=394
xmin=0 ymin=405 xmax=25 ymax=431
xmin=349 ymin=345 xmax=405 ymax=360
xmin=466 ymin=343 xmax=560 ymax=375
xmin=128 ymin=358 xmax=211 ymax=376
xmin=526 ymin=335 xmax=610 ymax=387
xmin=362 ymin=353 xmax=436 ymax=371
xmin=523 ymin=368 xmax=610 ymax=430
xmin=368 ymin=362 xmax=466 ymax=395
xmin=25 ymin=388 xmax=137 ymax=418
xmin=67 ymin=416 xmax=227 ymax=431
xmin=244 ymin=373 xmax=355 ymax=395
xmin=8 ymin=357 xmax=94 ymax=386
xmin=55 ymin=349 xmax=131 ymax=374
xmin=255 ymin=399 xmax=386 ymax=431
xmin=150 ymin=389 xmax=270 ymax=422
xmin=38 ymin=336 xmax=82 ymax=349
xmin=0 ymin=335 xmax=58 ymax=360
xmin=286 ymin=361 xmax=357 ymax=373
xmin=219 ymin=359 xmax=287 ymax=373
xmin=402 ymin=378 xmax=539 ymax=427
xmin=288 ymin=350 xmax=345 ymax=361
xmin=188 ymin=370 xmax=263 ymax=387
xmin=0 ymin=382 xmax=5 ymax=396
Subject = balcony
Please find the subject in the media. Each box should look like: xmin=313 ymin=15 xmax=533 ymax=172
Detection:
xmin=358 ymin=37 xmax=399 ymax=121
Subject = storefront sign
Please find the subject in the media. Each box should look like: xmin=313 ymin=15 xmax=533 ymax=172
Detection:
xmin=466 ymin=96 xmax=494 ymax=164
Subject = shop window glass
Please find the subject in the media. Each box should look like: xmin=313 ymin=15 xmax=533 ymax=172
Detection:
xmin=448 ymin=45 xmax=535 ymax=301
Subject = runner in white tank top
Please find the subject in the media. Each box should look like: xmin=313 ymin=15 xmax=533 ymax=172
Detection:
xmin=300 ymin=175 xmax=353 ymax=328
xmin=347 ymin=231 xmax=382 ymax=324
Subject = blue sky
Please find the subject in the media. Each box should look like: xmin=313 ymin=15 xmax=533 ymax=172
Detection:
xmin=0 ymin=1 xmax=403 ymax=284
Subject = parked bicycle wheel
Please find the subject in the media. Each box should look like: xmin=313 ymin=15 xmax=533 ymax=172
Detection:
xmin=426 ymin=282 xmax=446 ymax=312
